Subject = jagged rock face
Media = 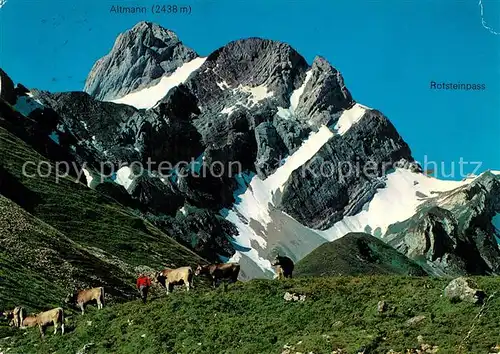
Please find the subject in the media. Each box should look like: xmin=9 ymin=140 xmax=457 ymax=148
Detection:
xmin=84 ymin=21 xmax=198 ymax=101
xmin=0 ymin=68 xmax=16 ymax=105
xmin=279 ymin=109 xmax=414 ymax=230
xmin=386 ymin=172 xmax=500 ymax=276
xmin=186 ymin=38 xmax=309 ymax=107
xmin=33 ymin=90 xmax=146 ymax=166
xmin=129 ymin=174 xmax=184 ymax=216
xmin=254 ymin=121 xmax=288 ymax=178
xmin=33 ymin=89 xmax=205 ymax=171
xmin=295 ymin=56 xmax=354 ymax=125
xmin=147 ymin=206 xmax=237 ymax=262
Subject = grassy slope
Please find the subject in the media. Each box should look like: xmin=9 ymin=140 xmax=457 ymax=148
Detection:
xmin=0 ymin=194 xmax=134 ymax=310
xmin=1 ymin=277 xmax=499 ymax=354
xmin=295 ymin=233 xmax=426 ymax=277
xmin=0 ymin=118 xmax=206 ymax=308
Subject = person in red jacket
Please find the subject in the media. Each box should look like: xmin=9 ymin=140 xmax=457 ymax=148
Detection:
xmin=136 ymin=273 xmax=152 ymax=304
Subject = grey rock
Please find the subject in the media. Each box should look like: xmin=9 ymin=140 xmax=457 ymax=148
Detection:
xmin=283 ymin=292 xmax=306 ymax=302
xmin=294 ymin=56 xmax=354 ymax=126
xmin=405 ymin=315 xmax=426 ymax=327
xmin=386 ymin=172 xmax=500 ymax=276
xmin=147 ymin=205 xmax=236 ymax=262
xmin=444 ymin=277 xmax=486 ymax=304
xmin=273 ymin=115 xmax=311 ymax=155
xmin=0 ymin=68 xmax=16 ymax=105
xmin=377 ymin=300 xmax=388 ymax=314
xmin=129 ymin=173 xmax=184 ymax=216
xmin=186 ymin=37 xmax=309 ymax=107
xmin=84 ymin=21 xmax=198 ymax=101
xmin=254 ymin=121 xmax=288 ymax=178
xmin=279 ymin=109 xmax=413 ymax=229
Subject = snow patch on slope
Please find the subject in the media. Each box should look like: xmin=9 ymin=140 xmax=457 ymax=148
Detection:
xmin=334 ymin=103 xmax=369 ymax=135
xmin=239 ymin=85 xmax=274 ymax=107
xmin=115 ymin=166 xmax=137 ymax=192
xmin=82 ymin=167 xmax=102 ymax=189
xmin=220 ymin=85 xmax=273 ymax=116
xmin=110 ymin=57 xmax=207 ymax=109
xmin=221 ymin=125 xmax=334 ymax=274
xmin=318 ymin=169 xmax=468 ymax=241
xmin=277 ymin=70 xmax=312 ymax=119
xmin=290 ymin=70 xmax=313 ymax=111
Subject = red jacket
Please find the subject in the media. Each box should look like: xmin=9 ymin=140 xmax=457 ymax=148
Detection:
xmin=136 ymin=276 xmax=151 ymax=288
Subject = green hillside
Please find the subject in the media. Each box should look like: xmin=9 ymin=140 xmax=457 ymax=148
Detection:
xmin=295 ymin=233 xmax=426 ymax=277
xmin=1 ymin=277 xmax=499 ymax=354
xmin=0 ymin=111 xmax=206 ymax=310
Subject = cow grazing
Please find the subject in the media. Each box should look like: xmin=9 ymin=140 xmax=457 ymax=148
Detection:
xmin=21 ymin=315 xmax=38 ymax=328
xmin=272 ymin=254 xmax=294 ymax=279
xmin=195 ymin=263 xmax=240 ymax=288
xmin=34 ymin=307 xmax=65 ymax=337
xmin=156 ymin=266 xmax=193 ymax=294
xmin=65 ymin=287 xmax=105 ymax=315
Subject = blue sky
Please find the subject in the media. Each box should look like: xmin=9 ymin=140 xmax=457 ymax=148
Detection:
xmin=1 ymin=0 xmax=499 ymax=179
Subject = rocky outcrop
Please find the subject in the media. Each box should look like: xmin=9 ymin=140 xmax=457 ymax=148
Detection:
xmin=186 ymin=37 xmax=309 ymax=108
xmin=254 ymin=122 xmax=287 ymax=178
xmin=0 ymin=68 xmax=16 ymax=105
xmin=148 ymin=206 xmax=236 ymax=262
xmin=84 ymin=21 xmax=198 ymax=100
xmin=279 ymin=109 xmax=413 ymax=230
xmin=444 ymin=277 xmax=486 ymax=304
xmin=129 ymin=174 xmax=184 ymax=215
xmin=295 ymin=56 xmax=354 ymax=126
xmin=386 ymin=172 xmax=500 ymax=276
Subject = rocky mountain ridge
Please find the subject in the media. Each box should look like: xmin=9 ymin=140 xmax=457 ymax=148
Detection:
xmin=1 ymin=21 xmax=499 ymax=280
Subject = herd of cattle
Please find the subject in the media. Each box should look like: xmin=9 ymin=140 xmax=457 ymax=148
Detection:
xmin=1 ymin=255 xmax=295 ymax=338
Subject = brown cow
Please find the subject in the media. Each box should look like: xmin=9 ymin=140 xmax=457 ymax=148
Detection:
xmin=195 ymin=263 xmax=240 ymax=288
xmin=21 ymin=315 xmax=38 ymax=328
xmin=272 ymin=254 xmax=294 ymax=279
xmin=156 ymin=266 xmax=193 ymax=294
xmin=34 ymin=307 xmax=65 ymax=337
xmin=65 ymin=287 xmax=105 ymax=315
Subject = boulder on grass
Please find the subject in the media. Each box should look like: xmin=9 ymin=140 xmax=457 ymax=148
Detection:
xmin=444 ymin=277 xmax=486 ymax=304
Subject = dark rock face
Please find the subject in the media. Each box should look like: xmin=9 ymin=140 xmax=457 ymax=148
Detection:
xmin=84 ymin=21 xmax=198 ymax=101
xmin=95 ymin=181 xmax=136 ymax=207
xmin=129 ymin=174 xmax=184 ymax=215
xmin=147 ymin=206 xmax=237 ymax=262
xmin=0 ymin=68 xmax=16 ymax=105
xmin=186 ymin=37 xmax=309 ymax=108
xmin=273 ymin=115 xmax=311 ymax=153
xmin=386 ymin=172 xmax=500 ymax=276
xmin=33 ymin=91 xmax=146 ymax=167
xmin=279 ymin=109 xmax=413 ymax=230
xmin=254 ymin=121 xmax=288 ymax=178
xmin=295 ymin=56 xmax=355 ymax=126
